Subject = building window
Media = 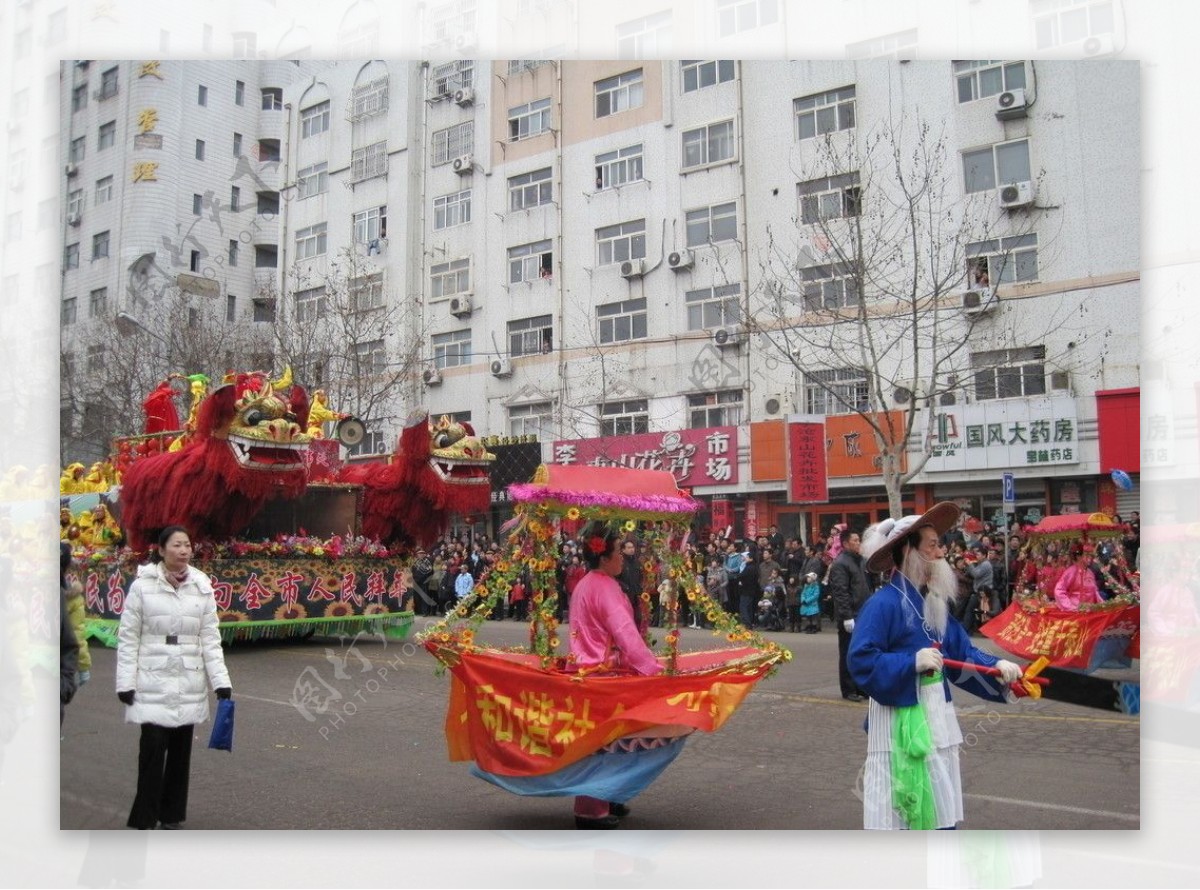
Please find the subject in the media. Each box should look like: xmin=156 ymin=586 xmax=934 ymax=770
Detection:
xmin=228 ymin=239 xmax=239 ymax=267
xmin=595 ymin=69 xmax=644 ymax=118
xmin=230 ymin=186 xmax=242 ymax=212
xmin=800 ymin=263 xmax=859 ymax=310
xmin=507 ymin=60 xmax=546 ymax=75
xmin=295 ymin=223 xmax=328 ymax=260
xmin=596 ymin=219 xmax=646 ymax=266
xmin=195 ymin=138 xmax=206 ymax=160
xmin=67 ymin=188 xmax=84 ymax=217
xmin=98 ymin=66 xmax=118 ymax=99
xmin=799 ymin=172 xmax=861 ymax=224
xmin=432 ymin=121 xmax=474 ymax=166
xmin=353 ymin=339 xmax=386 ymax=376
xmin=715 ymin=0 xmax=780 ymax=37
xmin=1034 ymin=1 xmax=1115 ymax=51
xmin=431 ymin=258 xmax=471 ymax=299
xmin=597 ymin=298 xmax=648 ymax=344
xmin=71 ymin=84 xmax=88 ymax=112
xmin=846 ymin=27 xmax=919 ymax=60
xmin=595 ymin=144 xmax=644 ymax=190
xmin=89 ymin=287 xmax=107 ymax=317
xmin=257 ymin=138 xmax=281 ymax=162
xmin=189 ymin=250 xmax=201 ymax=272
xmin=261 ymin=87 xmax=283 ymax=111
xmin=233 ymin=132 xmax=243 ymax=157
xmin=972 ymin=346 xmax=1046 ymax=401
xmin=98 ymin=120 xmax=116 ymax=150
xmin=962 ymin=138 xmax=1031 ymax=194
xmin=508 ymin=98 xmax=552 ymax=142
xmin=509 ymin=314 xmax=553 ymax=357
xmin=301 ymin=101 xmax=331 ymax=138
xmin=953 ymin=60 xmax=1027 ymax=103
xmin=966 ymin=233 xmax=1038 ymax=286
xmin=294 ymin=286 xmax=326 ymax=322
xmin=509 ymin=401 xmax=553 ymax=439
xmin=431 ymin=60 xmax=473 ymax=98
xmin=193 ymin=193 xmax=204 ymax=215
xmin=682 ymin=60 xmax=735 ymax=92
xmin=686 ymin=202 xmax=737 ymax=247
xmin=682 ymin=120 xmax=735 ymax=169
xmin=794 ymin=85 xmax=856 ymax=140
xmin=617 ymin=10 xmax=672 ymax=58
xmin=351 ymin=141 xmax=387 ymax=182
xmin=599 ymin=399 xmax=649 ymax=436
xmin=685 ymin=283 xmax=741 ymax=330
xmin=253 ymin=298 xmax=277 ymax=323
xmin=227 ymin=294 xmax=237 ymax=322
xmin=433 ymin=190 xmax=471 ymax=230
xmin=508 ymin=167 xmax=553 ymax=211
xmin=346 ymin=419 xmax=387 ymax=457
xmin=197 ymin=84 xmax=208 ymax=106
xmin=92 ymin=230 xmax=109 ymax=260
xmin=257 ymin=192 xmax=279 ymax=216
xmin=296 ymin=162 xmax=327 ymax=199
xmin=62 ymin=297 xmax=77 ymax=325
xmin=433 ymin=329 xmax=473 ymax=369
xmin=64 ymin=242 xmax=79 ymax=270
xmin=688 ymin=390 xmax=744 ymax=428
xmin=86 ymin=344 xmax=105 ymax=374
xmin=350 ymin=272 xmax=385 ymax=311
xmin=69 ymin=136 xmax=86 ymax=163
xmin=235 ymin=80 xmax=245 ymax=106
xmin=508 ymin=240 xmax=553 ymax=284
xmin=353 ymin=205 xmax=387 ymax=243
xmin=95 ymin=176 xmax=113 ymax=205
xmin=255 ymin=245 xmax=278 ymax=268
xmin=351 ymin=77 xmax=389 ymax=118
xmin=804 ymin=367 xmax=868 ymax=415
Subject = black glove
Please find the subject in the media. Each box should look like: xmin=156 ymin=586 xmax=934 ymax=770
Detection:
xmin=215 ymin=687 xmax=232 ymax=700
xmin=117 ymin=690 xmax=135 ymax=705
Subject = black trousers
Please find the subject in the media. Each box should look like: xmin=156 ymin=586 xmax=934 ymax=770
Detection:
xmin=837 ymin=623 xmax=862 ymax=698
xmin=127 ymin=723 xmax=194 ymax=829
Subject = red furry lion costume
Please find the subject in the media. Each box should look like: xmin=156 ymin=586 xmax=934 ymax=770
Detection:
xmin=119 ymin=377 xmax=313 ymax=552
xmin=336 ymin=410 xmax=494 ymax=548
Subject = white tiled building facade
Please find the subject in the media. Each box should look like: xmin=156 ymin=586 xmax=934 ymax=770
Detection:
xmin=61 ymin=58 xmax=1139 ymax=539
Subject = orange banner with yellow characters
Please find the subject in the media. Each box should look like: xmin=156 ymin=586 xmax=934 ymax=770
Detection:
xmin=435 ymin=646 xmax=774 ymax=777
xmin=982 ymin=601 xmax=1139 ymax=670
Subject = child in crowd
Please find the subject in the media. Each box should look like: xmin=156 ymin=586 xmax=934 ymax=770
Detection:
xmin=799 ymin=571 xmax=822 ymax=633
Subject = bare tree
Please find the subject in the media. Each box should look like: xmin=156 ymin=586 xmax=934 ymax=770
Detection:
xmin=270 ymin=247 xmax=427 ymax=449
xmin=748 ymin=115 xmax=1083 ymax=518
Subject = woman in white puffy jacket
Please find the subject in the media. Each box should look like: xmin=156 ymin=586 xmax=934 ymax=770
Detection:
xmin=116 ymin=525 xmax=231 ymax=830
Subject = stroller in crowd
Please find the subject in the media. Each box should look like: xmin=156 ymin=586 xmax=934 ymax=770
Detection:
xmin=756 ymin=591 xmax=786 ymax=631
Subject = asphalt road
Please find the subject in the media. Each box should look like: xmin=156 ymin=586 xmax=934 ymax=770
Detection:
xmin=59 ymin=617 xmax=1139 ymax=830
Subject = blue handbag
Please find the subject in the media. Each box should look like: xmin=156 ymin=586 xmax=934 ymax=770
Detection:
xmin=208 ymin=697 xmax=235 ymax=751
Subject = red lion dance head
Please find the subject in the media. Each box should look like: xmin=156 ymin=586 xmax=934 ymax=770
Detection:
xmin=118 ymin=378 xmax=313 ymax=553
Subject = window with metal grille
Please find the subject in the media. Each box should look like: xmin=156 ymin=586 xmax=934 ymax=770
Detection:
xmin=432 ymin=122 xmax=474 ymax=166
xmin=351 ymin=77 xmax=389 ymax=118
xmin=803 ymin=367 xmax=868 ymax=415
xmin=431 ymin=60 xmax=474 ymax=98
xmin=351 ymin=141 xmax=387 ymax=182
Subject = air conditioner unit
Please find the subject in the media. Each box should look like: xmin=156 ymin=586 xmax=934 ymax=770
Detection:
xmin=998 ymin=181 xmax=1034 ymax=210
xmin=448 ymin=294 xmax=474 ymax=317
xmin=1082 ymin=34 xmax=1114 ymax=57
xmin=891 ymin=382 xmax=923 ymax=407
xmin=711 ymin=325 xmax=744 ymax=348
xmin=455 ymin=34 xmax=477 ymax=51
xmin=962 ymin=287 xmax=997 ymax=316
xmin=65 ymin=163 xmax=78 ymax=177
xmin=619 ymin=258 xmax=645 ymax=279
xmin=422 ymin=367 xmax=443 ymax=386
xmin=451 ymin=153 xmax=474 ymax=174
xmin=66 ymin=212 xmax=81 ymax=227
xmin=490 ymin=357 xmax=513 ymax=378
xmin=995 ymin=88 xmax=1028 ymax=120
xmin=75 ymin=60 xmax=90 ymax=69
xmin=667 ymin=249 xmax=693 ymax=271
xmin=453 ymin=87 xmax=475 ymax=107
xmin=1050 ymin=370 xmax=1071 ymax=391
xmin=763 ymin=393 xmax=791 ymax=417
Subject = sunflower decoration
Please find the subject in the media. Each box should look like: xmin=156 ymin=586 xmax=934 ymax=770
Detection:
xmin=217 ymin=609 xmax=250 ymax=624
xmin=274 ymin=603 xmax=308 ymax=622
xmin=324 ymin=601 xmax=354 ymax=618
xmin=363 ymin=603 xmax=389 ymax=616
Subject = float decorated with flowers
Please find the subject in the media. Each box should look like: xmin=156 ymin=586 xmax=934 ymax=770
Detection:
xmin=420 ymin=463 xmax=789 ymax=802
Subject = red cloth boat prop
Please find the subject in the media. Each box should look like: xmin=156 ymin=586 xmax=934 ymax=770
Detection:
xmin=422 ymin=465 xmax=789 ymax=799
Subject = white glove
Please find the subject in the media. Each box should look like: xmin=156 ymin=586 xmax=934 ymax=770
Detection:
xmin=995 ymin=659 xmax=1022 ymax=684
xmin=915 ymin=648 xmax=943 ymax=673
xmin=842 ymin=618 xmax=855 ymax=633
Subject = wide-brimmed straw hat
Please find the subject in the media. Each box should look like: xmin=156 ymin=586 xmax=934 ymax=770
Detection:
xmin=861 ymin=502 xmax=961 ymax=574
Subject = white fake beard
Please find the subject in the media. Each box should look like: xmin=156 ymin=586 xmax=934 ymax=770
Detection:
xmin=901 ymin=548 xmax=960 ymax=637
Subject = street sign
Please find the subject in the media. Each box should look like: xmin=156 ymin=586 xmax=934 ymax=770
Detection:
xmin=1002 ymin=472 xmax=1015 ymax=512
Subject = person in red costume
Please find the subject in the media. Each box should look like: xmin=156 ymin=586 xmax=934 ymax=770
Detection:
xmin=142 ymin=378 xmax=181 ymax=434
xmin=1054 ymin=544 xmax=1102 ymax=610
xmin=568 ymin=523 xmax=663 ymax=828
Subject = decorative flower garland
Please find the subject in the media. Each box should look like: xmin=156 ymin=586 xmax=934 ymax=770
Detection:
xmin=72 ymin=533 xmax=402 ymax=567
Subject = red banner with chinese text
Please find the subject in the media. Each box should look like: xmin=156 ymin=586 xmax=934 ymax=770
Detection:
xmin=786 ymin=418 xmax=828 ymax=503
xmin=982 ymin=601 xmax=1139 ymax=670
xmin=436 ymin=646 xmax=772 ymax=777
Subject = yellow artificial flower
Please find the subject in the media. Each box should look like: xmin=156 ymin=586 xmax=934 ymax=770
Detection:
xmin=623 ymin=520 xmax=636 ymax=532
xmin=566 ymin=507 xmax=581 ymax=521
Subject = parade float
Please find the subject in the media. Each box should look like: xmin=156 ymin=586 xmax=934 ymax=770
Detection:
xmin=63 ymin=373 xmax=495 ymax=646
xmin=420 ymin=464 xmax=789 ymax=798
xmin=981 ymin=511 xmax=1140 ymax=712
